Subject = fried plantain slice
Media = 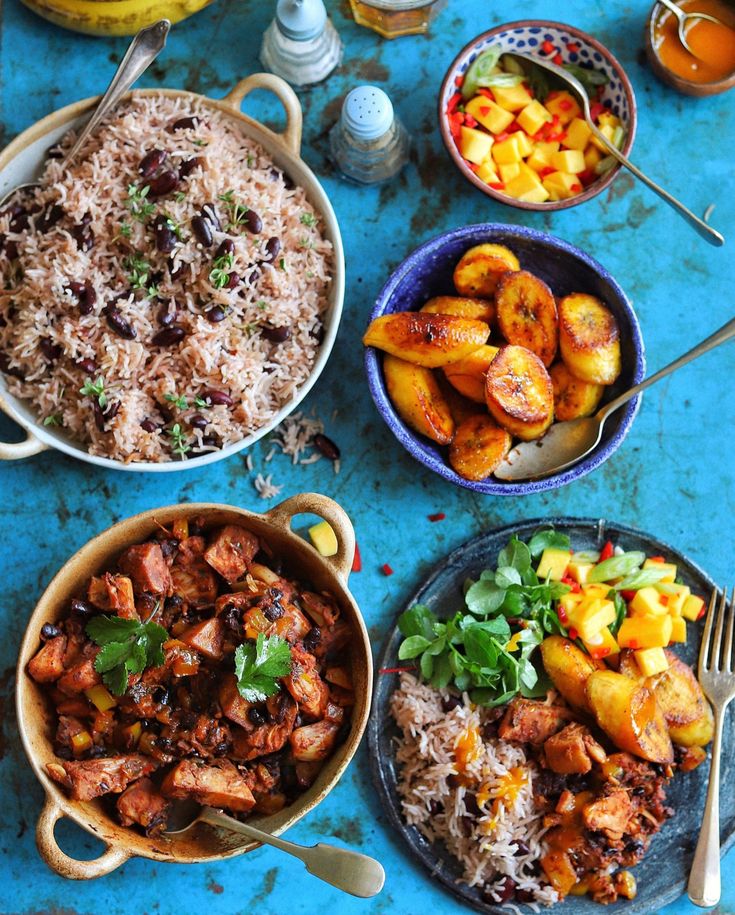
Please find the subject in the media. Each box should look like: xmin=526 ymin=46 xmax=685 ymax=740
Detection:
xmin=550 ymin=361 xmax=604 ymax=421
xmin=383 ymin=354 xmax=455 ymax=445
xmin=443 ymin=344 xmax=500 ymax=403
xmin=558 ymin=293 xmax=621 ymax=385
xmin=421 ymin=295 xmax=495 ymax=325
xmin=436 ymin=373 xmax=484 ymax=426
xmin=363 ymin=312 xmax=490 ymax=367
xmin=495 ymin=270 xmax=558 ymax=367
xmin=449 ymin=414 xmax=512 ymax=481
xmin=453 ymin=243 xmax=520 ymax=297
xmin=485 ymin=344 xmax=554 ymax=440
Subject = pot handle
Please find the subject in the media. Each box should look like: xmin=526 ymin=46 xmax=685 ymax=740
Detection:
xmin=266 ymin=492 xmax=355 ymax=584
xmin=37 ymin=797 xmax=130 ymax=880
xmin=0 ymin=402 xmax=48 ymax=460
xmin=221 ymin=73 xmax=302 ymax=158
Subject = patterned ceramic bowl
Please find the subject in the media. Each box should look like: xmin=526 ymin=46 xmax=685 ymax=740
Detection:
xmin=439 ymin=21 xmax=637 ymax=211
xmin=364 ymin=224 xmax=645 ymax=496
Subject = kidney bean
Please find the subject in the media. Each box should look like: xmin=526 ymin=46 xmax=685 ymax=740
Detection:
xmin=9 ymin=210 xmax=29 ymax=232
xmin=269 ymin=167 xmax=282 ymax=182
xmin=178 ymin=157 xmax=201 ymax=179
xmin=138 ymin=148 xmax=167 ymax=178
xmin=169 ymin=116 xmax=200 ymax=132
xmin=46 ymin=143 xmax=64 ymax=159
xmin=40 ymin=622 xmax=62 ymax=641
xmin=246 ymin=265 xmax=261 ymax=285
xmin=40 ymin=338 xmax=62 ymax=362
xmin=0 ymin=353 xmax=24 ymax=379
xmin=202 ymin=433 xmax=221 ymax=447
xmin=514 ymin=840 xmax=530 ymax=857
xmin=225 ymin=272 xmax=241 ymax=290
xmin=189 ymin=414 xmax=208 ymax=430
xmin=215 ymin=238 xmax=235 ymax=259
xmin=205 ymin=305 xmax=226 ymax=324
xmin=71 ymin=216 xmax=94 ymax=251
xmin=201 ymin=203 xmax=220 ymax=231
xmin=67 ymin=281 xmax=96 ymax=315
xmin=76 ymin=357 xmax=97 ymax=375
xmin=152 ymin=325 xmax=186 ymax=347
xmin=1 ymin=236 xmax=19 ymax=260
xmin=261 ymin=324 xmax=291 ymax=343
xmin=35 ymin=204 xmax=64 ymax=232
xmin=264 ymin=236 xmax=281 ymax=262
xmin=70 ymin=598 xmax=95 ymax=617
xmin=140 ymin=418 xmax=158 ymax=433
xmin=191 ymin=215 xmax=213 ymax=247
xmin=313 ymin=433 xmax=340 ymax=461
xmin=154 ymin=215 xmax=176 ymax=253
xmin=104 ymin=304 xmax=137 ymax=340
xmin=148 ymin=170 xmax=179 ymax=198
xmin=202 ymin=389 xmax=233 ymax=407
xmin=245 ymin=210 xmax=262 ymax=234
xmin=93 ymin=399 xmax=120 ymax=432
xmin=167 ymin=256 xmax=184 ymax=280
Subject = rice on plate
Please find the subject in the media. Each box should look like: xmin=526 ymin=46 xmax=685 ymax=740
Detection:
xmin=0 ymin=96 xmax=333 ymax=463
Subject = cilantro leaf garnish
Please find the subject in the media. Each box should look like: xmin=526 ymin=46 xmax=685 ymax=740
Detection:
xmin=234 ymin=633 xmax=292 ymax=702
xmin=125 ymin=184 xmax=155 ymax=223
xmin=86 ymin=612 xmax=168 ymax=696
xmin=165 ymin=391 xmax=188 ymax=410
xmin=167 ymin=422 xmax=191 ymax=458
xmin=80 ymin=376 xmax=107 ymax=409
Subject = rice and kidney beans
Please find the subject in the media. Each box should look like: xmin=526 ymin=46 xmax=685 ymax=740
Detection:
xmin=0 ymin=96 xmax=333 ymax=462
xmin=391 ymin=673 xmax=558 ymax=909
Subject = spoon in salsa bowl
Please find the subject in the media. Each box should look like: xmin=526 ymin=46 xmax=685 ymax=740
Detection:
xmin=495 ymin=314 xmax=735 ymax=482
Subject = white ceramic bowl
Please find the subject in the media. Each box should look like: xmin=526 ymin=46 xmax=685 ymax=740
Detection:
xmin=0 ymin=73 xmax=344 ymax=472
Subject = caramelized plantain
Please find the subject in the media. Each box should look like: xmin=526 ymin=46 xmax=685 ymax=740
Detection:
xmin=443 ymin=344 xmax=500 ymax=403
xmin=485 ymin=344 xmax=554 ymax=440
xmin=496 ymin=270 xmax=558 ymax=367
xmin=383 ymin=354 xmax=455 ymax=445
xmin=558 ymin=293 xmax=621 ymax=385
xmin=453 ymin=243 xmax=520 ymax=297
xmin=363 ymin=312 xmax=490 ymax=367
xmin=421 ymin=295 xmax=495 ymax=325
xmin=436 ymin=374 xmax=483 ymax=426
xmin=449 ymin=414 xmax=512 ymax=481
xmin=550 ymin=361 xmax=604 ymax=421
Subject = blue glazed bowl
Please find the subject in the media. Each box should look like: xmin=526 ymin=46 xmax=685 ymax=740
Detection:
xmin=363 ymin=224 xmax=645 ymax=496
xmin=439 ymin=21 xmax=637 ymax=211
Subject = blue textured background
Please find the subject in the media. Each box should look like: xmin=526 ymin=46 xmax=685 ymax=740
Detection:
xmin=1 ymin=1 xmax=734 ymax=913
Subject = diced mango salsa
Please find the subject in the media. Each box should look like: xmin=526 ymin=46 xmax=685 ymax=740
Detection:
xmin=567 ymin=560 xmax=594 ymax=585
xmin=492 ymin=83 xmax=533 ymax=112
xmin=590 ymin=122 xmax=617 ymax=152
xmin=634 ymin=647 xmax=669 ymax=677
xmin=572 ymin=598 xmax=616 ymax=641
xmin=618 ymin=615 xmax=672 ymax=649
xmin=308 ymin=521 xmax=338 ymax=557
xmin=583 ymin=144 xmax=603 ymax=170
xmin=551 ymin=149 xmax=586 ymax=175
xmin=517 ymin=99 xmax=553 ymax=136
xmin=630 ymin=587 xmax=667 ymax=617
xmin=465 ymin=96 xmax=515 ymax=134
xmin=460 ymin=126 xmax=494 ymax=165
xmin=669 ymin=616 xmax=687 ymax=643
xmin=545 ymin=90 xmax=582 ymax=124
xmin=492 ymin=135 xmax=524 ymax=165
xmin=542 ymin=171 xmax=582 ymax=201
xmin=643 ymin=559 xmax=677 ymax=583
xmin=536 ymin=547 xmax=571 ymax=581
xmin=562 ymin=118 xmax=593 ymax=151
xmin=582 ymin=626 xmax=620 ymax=659
xmin=514 ymin=131 xmax=534 ymax=158
xmin=682 ymin=594 xmax=706 ymax=621
xmin=659 ymin=583 xmax=690 ymax=616
xmin=476 ymin=161 xmax=500 ymax=185
xmin=505 ymin=168 xmax=549 ymax=203
xmin=498 ymin=162 xmax=522 ymax=183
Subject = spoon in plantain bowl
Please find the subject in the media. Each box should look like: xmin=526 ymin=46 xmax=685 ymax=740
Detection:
xmin=495 ymin=315 xmax=735 ymax=482
xmin=502 ymin=51 xmax=724 ymax=246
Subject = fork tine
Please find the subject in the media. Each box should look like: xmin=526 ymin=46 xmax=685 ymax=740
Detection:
xmin=699 ymin=589 xmax=719 ymax=672
xmin=726 ymin=587 xmax=735 ymax=674
xmin=713 ymin=589 xmax=728 ymax=671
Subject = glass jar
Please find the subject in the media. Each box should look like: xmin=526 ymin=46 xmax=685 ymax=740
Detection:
xmin=348 ymin=0 xmax=447 ymax=39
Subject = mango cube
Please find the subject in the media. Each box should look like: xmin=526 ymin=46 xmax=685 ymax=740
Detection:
xmin=669 ymin=616 xmax=687 ymax=643
xmin=598 ymin=110 xmax=622 ymax=130
xmin=514 ymin=131 xmax=534 ymax=158
xmin=309 ymin=521 xmax=338 ymax=557
xmin=506 ymin=178 xmax=550 ymax=204
xmin=517 ymin=99 xmax=553 ymax=136
xmin=630 ymin=587 xmax=667 ymax=617
xmin=643 ymin=559 xmax=677 ymax=583
xmin=582 ymin=626 xmax=620 ymax=659
xmin=568 ymin=561 xmax=594 ymax=585
xmin=476 ymin=161 xmax=500 ymax=185
xmin=583 ymin=144 xmax=603 ymax=170
xmin=581 ymin=583 xmax=612 ymax=600
xmin=492 ymin=135 xmax=523 ymax=165
xmin=545 ymin=91 xmax=581 ymax=125
xmin=526 ymin=140 xmax=560 ymax=173
xmin=460 ymin=125 xmax=494 ymax=165
xmin=634 ymin=647 xmax=670 ymax=677
xmin=498 ymin=162 xmax=521 ymax=183
xmin=491 ymin=83 xmax=533 ymax=112
xmin=591 ymin=122 xmax=617 ymax=152
xmin=536 ymin=547 xmax=571 ymax=581
xmin=562 ymin=117 xmax=593 ymax=151
xmin=659 ymin=583 xmax=690 ymax=616
xmin=465 ymin=96 xmax=515 ymax=134
xmin=572 ymin=598 xmax=616 ymax=641
xmin=551 ymin=149 xmax=586 ymax=175
xmin=542 ymin=171 xmax=581 ymax=201
xmin=618 ymin=615 xmax=672 ymax=650
xmin=559 ymin=591 xmax=584 ymax=617
xmin=682 ymin=594 xmax=706 ymax=622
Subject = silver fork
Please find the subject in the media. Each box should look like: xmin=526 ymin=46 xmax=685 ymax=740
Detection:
xmin=688 ymin=587 xmax=735 ymax=907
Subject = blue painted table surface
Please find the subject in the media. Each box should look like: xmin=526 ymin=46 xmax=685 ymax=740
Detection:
xmin=1 ymin=0 xmax=734 ymax=912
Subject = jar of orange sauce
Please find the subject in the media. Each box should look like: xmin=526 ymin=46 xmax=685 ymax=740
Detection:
xmin=348 ymin=0 xmax=447 ymax=39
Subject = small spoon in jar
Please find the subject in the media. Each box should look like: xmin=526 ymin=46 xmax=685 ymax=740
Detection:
xmin=164 ymin=799 xmax=386 ymax=898
xmin=494 ymin=314 xmax=735 ymax=482
xmin=0 ymin=19 xmax=170 ymax=208
xmin=657 ymin=0 xmax=729 ymax=58
xmin=503 ymin=51 xmax=724 ymax=246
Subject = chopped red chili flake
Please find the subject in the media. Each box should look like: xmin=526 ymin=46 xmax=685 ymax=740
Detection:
xmin=552 ymin=53 xmax=563 ymax=65
xmin=570 ymin=183 xmax=582 ymax=192
xmin=659 ymin=595 xmax=669 ymax=606
xmin=488 ymin=181 xmax=505 ymax=190
xmin=589 ymin=101 xmax=605 ymax=121
xmin=697 ymin=605 xmax=707 ymax=620
xmin=542 ymin=40 xmax=555 ymax=54
xmin=578 ymin=168 xmax=596 ymax=185
xmin=467 ymin=161 xmax=480 ymax=173
xmin=352 ymin=542 xmax=362 ymax=573
xmin=382 ymin=563 xmax=394 ymax=576
xmin=506 ymin=121 xmax=523 ymax=133
xmin=455 ymin=74 xmax=464 ymax=87
xmin=479 ymin=105 xmax=491 ymax=116
xmin=591 ymin=647 xmax=611 ymax=659
xmin=628 ymin=639 xmax=639 ymax=649
xmin=464 ymin=114 xmax=478 ymax=129
xmin=567 ymin=41 xmax=580 ymax=53
xmin=447 ymin=92 xmax=462 ymax=116
xmin=495 ymin=131 xmax=509 ymax=143
xmin=649 ymin=555 xmax=665 ymax=563
xmin=559 ymin=99 xmax=573 ymax=111
xmin=568 ymin=627 xmax=579 ymax=640
xmin=558 ymin=606 xmax=569 ymax=624
xmin=478 ymin=87 xmax=495 ymax=100
xmin=600 ymin=541 xmax=615 ymax=562
xmin=428 ymin=512 xmax=446 ymax=522
xmin=539 ymin=166 xmax=556 ymax=177
xmin=379 ymin=666 xmax=416 ymax=675
xmin=621 ymin=590 xmax=637 ymax=602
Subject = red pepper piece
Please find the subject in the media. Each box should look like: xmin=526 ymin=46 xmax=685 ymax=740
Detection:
xmin=464 ymin=114 xmax=478 ymax=129
xmin=552 ymin=53 xmax=563 ymax=65
xmin=495 ymin=131 xmax=509 ymax=143
xmin=578 ymin=169 xmax=596 ymax=185
xmin=382 ymin=563 xmax=394 ymax=576
xmin=542 ymin=40 xmax=555 ymax=54
xmin=479 ymin=106 xmax=491 ymax=116
xmin=567 ymin=41 xmax=580 ymax=53
xmin=506 ymin=120 xmax=523 ymax=133
xmin=467 ymin=161 xmax=480 ymax=173
xmin=478 ymin=87 xmax=495 ymax=101
xmin=488 ymin=181 xmax=505 ymax=190
xmin=591 ymin=647 xmax=611 ymax=659
xmin=600 ymin=541 xmax=615 ymax=562
xmin=539 ymin=166 xmax=556 ymax=177
xmin=558 ymin=606 xmax=568 ymax=623
xmin=570 ymin=182 xmax=582 ymax=192
xmin=659 ymin=595 xmax=669 ymax=606
xmin=589 ymin=101 xmax=605 ymax=122
xmin=455 ymin=74 xmax=464 ymax=87
xmin=697 ymin=605 xmax=707 ymax=620
xmin=352 ymin=542 xmax=362 ymax=573
xmin=428 ymin=512 xmax=446 ymax=522
xmin=649 ymin=555 xmax=666 ymax=563
xmin=621 ymin=590 xmax=637 ymax=602
xmin=559 ymin=99 xmax=573 ymax=111
xmin=568 ymin=627 xmax=579 ymax=641
xmin=447 ymin=92 xmax=463 ymax=116
xmin=628 ymin=639 xmax=639 ymax=649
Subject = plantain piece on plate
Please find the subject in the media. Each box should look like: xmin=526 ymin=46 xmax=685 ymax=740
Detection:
xmin=558 ymin=293 xmax=621 ymax=385
xmin=449 ymin=414 xmax=512 ymax=481
xmin=363 ymin=313 xmax=490 ymax=367
xmin=443 ymin=344 xmax=500 ymax=403
xmin=550 ymin=361 xmax=605 ymax=421
xmin=383 ymin=355 xmax=455 ymax=445
xmin=436 ymin=374 xmax=483 ymax=426
xmin=647 ymin=650 xmax=714 ymax=748
xmin=421 ymin=295 xmax=495 ymax=326
xmin=540 ymin=636 xmax=604 ymax=713
xmin=453 ymin=243 xmax=520 ymax=297
xmin=495 ymin=270 xmax=558 ymax=367
xmin=586 ymin=669 xmax=674 ymax=764
xmin=485 ymin=344 xmax=554 ymax=441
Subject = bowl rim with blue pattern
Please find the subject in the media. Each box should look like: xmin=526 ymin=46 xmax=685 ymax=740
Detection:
xmin=438 ymin=20 xmax=638 ymax=211
xmin=363 ymin=223 xmax=646 ymax=496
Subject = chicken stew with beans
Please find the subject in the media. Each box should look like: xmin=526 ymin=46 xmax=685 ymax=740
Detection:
xmin=27 ymin=516 xmax=354 ymax=836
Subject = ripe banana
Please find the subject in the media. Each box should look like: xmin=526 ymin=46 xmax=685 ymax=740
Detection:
xmin=21 ymin=0 xmax=213 ymax=36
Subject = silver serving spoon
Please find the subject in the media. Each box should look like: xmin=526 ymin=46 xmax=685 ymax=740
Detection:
xmin=495 ymin=314 xmax=735 ymax=482
xmin=504 ymin=51 xmax=724 ymax=247
xmin=0 ymin=19 xmax=170 ymax=208
xmin=657 ymin=0 xmax=728 ymax=59
xmin=165 ymin=799 xmax=386 ymax=898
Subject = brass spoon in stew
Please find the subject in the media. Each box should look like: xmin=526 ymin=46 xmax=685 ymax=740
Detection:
xmin=165 ymin=799 xmax=386 ymax=898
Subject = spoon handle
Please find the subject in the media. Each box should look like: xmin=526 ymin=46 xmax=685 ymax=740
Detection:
xmin=199 ymin=807 xmax=385 ymax=898
xmin=599 ymin=315 xmax=735 ymax=421
xmin=657 ymin=0 xmax=686 ymax=23
xmin=62 ymin=19 xmax=170 ymax=169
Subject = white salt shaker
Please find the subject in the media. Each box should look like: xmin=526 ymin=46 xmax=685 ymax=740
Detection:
xmin=260 ymin=0 xmax=343 ymax=88
xmin=329 ymin=85 xmax=410 ymax=184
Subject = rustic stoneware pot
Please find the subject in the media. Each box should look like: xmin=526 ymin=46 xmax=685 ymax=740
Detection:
xmin=16 ymin=493 xmax=370 ymax=879
xmin=0 ymin=73 xmax=345 ymax=472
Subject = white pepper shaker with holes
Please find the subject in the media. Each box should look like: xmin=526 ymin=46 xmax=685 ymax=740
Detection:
xmin=329 ymin=86 xmax=410 ymax=184
xmin=260 ymin=0 xmax=343 ymax=88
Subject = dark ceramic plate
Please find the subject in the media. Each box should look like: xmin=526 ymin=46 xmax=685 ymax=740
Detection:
xmin=369 ymin=518 xmax=735 ymax=914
